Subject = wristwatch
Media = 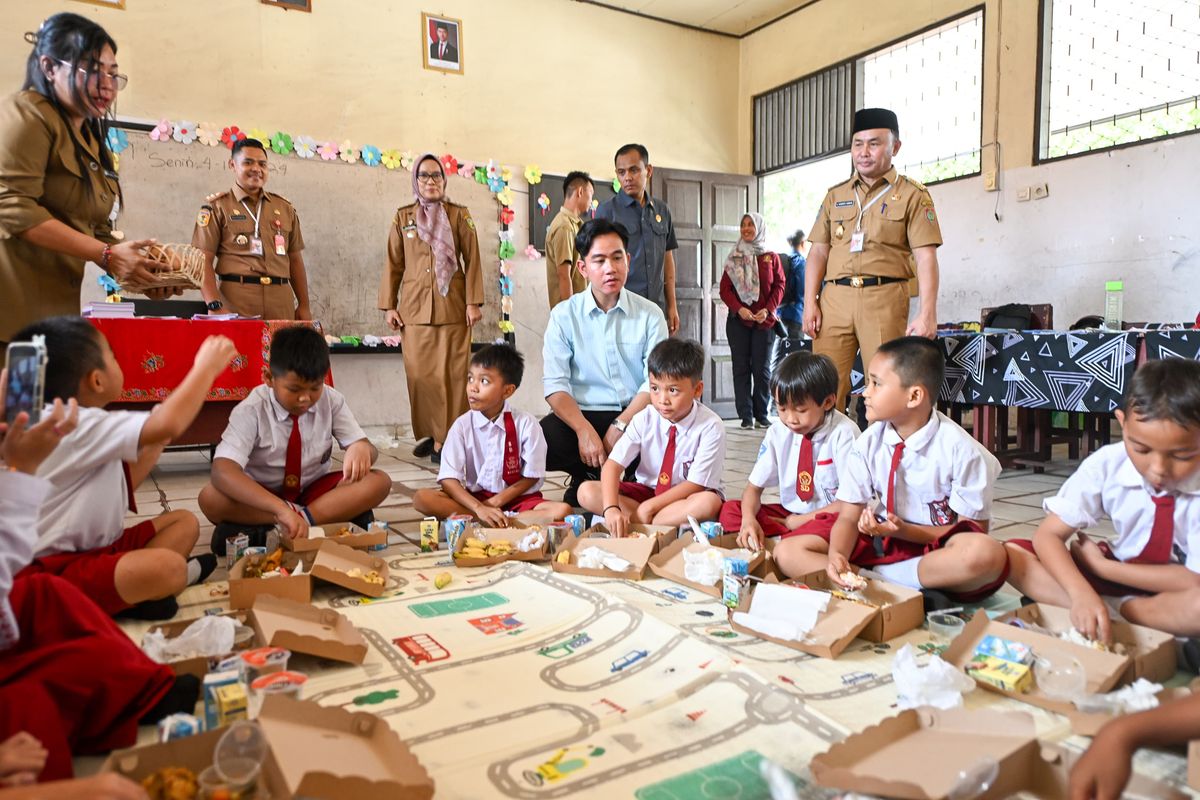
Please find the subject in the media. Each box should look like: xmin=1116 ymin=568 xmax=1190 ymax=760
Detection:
xmin=206 ymin=300 xmax=224 ymax=311
xmin=611 ymin=418 xmax=628 ymax=433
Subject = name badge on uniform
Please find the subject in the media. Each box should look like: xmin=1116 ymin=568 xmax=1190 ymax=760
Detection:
xmin=250 ymin=237 xmax=264 ymax=256
xmin=274 ymin=234 xmax=287 ymax=256
xmin=403 ymin=221 xmax=417 ymax=239
xmin=230 ymin=213 xmax=247 ymax=221
xmin=849 ymin=231 xmax=865 ymax=253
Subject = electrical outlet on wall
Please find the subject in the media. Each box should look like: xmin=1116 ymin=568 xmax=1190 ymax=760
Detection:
xmin=1017 ymin=186 xmax=1031 ymax=202
xmin=1033 ymin=182 xmax=1049 ymax=199
xmin=983 ymin=171 xmax=997 ymax=191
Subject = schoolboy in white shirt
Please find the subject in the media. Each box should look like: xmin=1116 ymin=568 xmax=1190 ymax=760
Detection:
xmin=200 ymin=326 xmax=392 ymax=554
xmin=820 ymin=336 xmax=1007 ymax=605
xmin=1006 ymin=358 xmax=1200 ymax=643
xmin=579 ymin=338 xmax=725 ymax=537
xmin=413 ymin=344 xmax=572 ymax=527
xmin=718 ymin=352 xmax=859 ymax=575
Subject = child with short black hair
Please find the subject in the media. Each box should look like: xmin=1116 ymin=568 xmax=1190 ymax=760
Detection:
xmin=12 ymin=316 xmax=235 ymax=620
xmin=815 ymin=336 xmax=1008 ymax=603
xmin=200 ymin=326 xmax=392 ymax=553
xmin=1006 ymin=358 xmax=1200 ymax=643
xmin=718 ymin=352 xmax=859 ymax=574
xmin=579 ymin=338 xmax=725 ymax=536
xmin=414 ymin=344 xmax=572 ymax=527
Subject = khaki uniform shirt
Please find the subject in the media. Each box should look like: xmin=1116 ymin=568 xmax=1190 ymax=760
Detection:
xmin=544 ymin=206 xmax=585 ymax=307
xmin=191 ymin=185 xmax=304 ymax=280
xmin=377 ymin=201 xmax=483 ymax=325
xmin=809 ymin=167 xmax=942 ymax=281
xmin=0 ymin=91 xmax=119 ymax=341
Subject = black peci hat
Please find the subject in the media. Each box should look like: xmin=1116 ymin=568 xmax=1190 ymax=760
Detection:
xmin=853 ymin=108 xmax=899 ymax=136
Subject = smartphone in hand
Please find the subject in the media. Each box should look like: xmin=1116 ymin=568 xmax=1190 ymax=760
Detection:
xmin=5 ymin=336 xmax=47 ymax=425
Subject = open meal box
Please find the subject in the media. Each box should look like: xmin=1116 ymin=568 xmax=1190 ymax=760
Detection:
xmin=451 ymin=524 xmax=551 ymax=566
xmin=810 ymin=706 xmax=1185 ymax=800
xmin=102 ymin=695 xmax=434 ymax=799
xmin=551 ymin=532 xmax=657 ymax=580
xmin=942 ymin=611 xmax=1132 ymax=715
xmin=309 ymin=539 xmax=391 ymax=598
xmin=282 ymin=520 xmax=387 ymax=552
xmin=647 ymin=533 xmax=769 ymax=598
xmin=728 ymin=573 xmax=876 ymax=659
xmin=797 ymin=569 xmax=924 ymax=643
xmin=998 ymin=602 xmax=1176 ymax=685
xmin=229 ymin=540 xmax=390 ymax=609
xmin=246 ymin=593 xmax=368 ymax=665
xmin=580 ymin=522 xmax=679 ymax=553
xmin=147 ymin=610 xmax=252 ymax=679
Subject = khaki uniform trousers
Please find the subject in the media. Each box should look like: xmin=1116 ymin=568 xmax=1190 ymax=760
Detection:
xmin=813 ymin=281 xmax=909 ymax=409
xmin=401 ymin=322 xmax=470 ymax=443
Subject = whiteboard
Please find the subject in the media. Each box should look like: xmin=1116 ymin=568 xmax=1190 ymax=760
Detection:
xmin=94 ymin=132 xmax=503 ymax=337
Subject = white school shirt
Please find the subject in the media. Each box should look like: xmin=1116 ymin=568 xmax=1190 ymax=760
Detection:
xmin=748 ymin=410 xmax=860 ymax=513
xmin=609 ymin=401 xmax=726 ymax=493
xmin=837 ymin=410 xmax=1001 ymax=525
xmin=438 ymin=402 xmax=546 ymax=494
xmin=214 ymin=384 xmax=367 ymax=493
xmin=0 ymin=472 xmax=51 ymax=650
xmin=1044 ymin=443 xmax=1200 ymax=569
xmin=34 ymin=406 xmax=149 ymax=556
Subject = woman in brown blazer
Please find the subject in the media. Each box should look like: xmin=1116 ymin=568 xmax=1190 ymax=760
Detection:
xmin=0 ymin=13 xmax=166 ymax=343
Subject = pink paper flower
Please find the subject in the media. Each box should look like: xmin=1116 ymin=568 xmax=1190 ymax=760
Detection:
xmin=149 ymin=119 xmax=172 ymax=141
xmin=525 ymin=244 xmax=541 ymax=259
xmin=317 ymin=141 xmax=339 ymax=161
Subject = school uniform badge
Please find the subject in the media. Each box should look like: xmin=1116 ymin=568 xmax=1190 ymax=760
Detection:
xmin=196 ymin=209 xmax=211 ymax=227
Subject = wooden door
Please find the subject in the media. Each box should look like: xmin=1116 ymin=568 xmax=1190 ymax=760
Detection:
xmin=655 ymin=167 xmax=758 ymax=419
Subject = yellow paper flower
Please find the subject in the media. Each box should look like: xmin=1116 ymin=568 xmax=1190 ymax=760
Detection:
xmin=524 ymin=164 xmax=543 ymax=184
xmin=249 ymin=128 xmax=270 ymax=143
xmin=381 ymin=149 xmax=402 ymax=170
xmin=497 ymin=187 xmax=514 ymax=207
xmin=501 ymin=166 xmax=513 ymax=183
xmin=339 ymin=140 xmax=358 ymax=164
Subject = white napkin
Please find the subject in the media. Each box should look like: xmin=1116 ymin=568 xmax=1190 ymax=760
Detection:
xmin=731 ymin=583 xmax=830 ymax=641
xmin=577 ymin=546 xmax=632 ymax=572
xmin=892 ymin=643 xmax=976 ymax=709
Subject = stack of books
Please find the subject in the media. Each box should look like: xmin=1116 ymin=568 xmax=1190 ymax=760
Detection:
xmin=82 ymin=301 xmax=135 ymax=318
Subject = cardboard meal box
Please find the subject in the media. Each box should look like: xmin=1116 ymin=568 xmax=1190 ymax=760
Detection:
xmin=247 ymin=594 xmax=368 ymax=665
xmin=310 ymin=539 xmax=390 ymax=598
xmin=1065 ymin=685 xmax=1190 ymax=737
xmin=647 ymin=533 xmax=767 ymax=597
xmin=727 ymin=575 xmax=877 ymax=659
xmin=147 ymin=610 xmax=252 ymax=679
xmin=452 ymin=525 xmax=550 ymax=566
xmin=943 ymin=611 xmax=1132 ymax=715
xmin=228 ymin=548 xmax=314 ymax=610
xmin=256 ymin=695 xmax=434 ymax=799
xmin=810 ymin=707 xmax=1185 ymax=800
xmin=282 ymin=520 xmax=387 ymax=552
xmin=797 ymin=569 xmax=924 ymax=643
xmin=581 ymin=522 xmax=679 ymax=553
xmin=551 ymin=533 xmax=657 ymax=580
xmin=999 ymin=602 xmax=1176 ymax=685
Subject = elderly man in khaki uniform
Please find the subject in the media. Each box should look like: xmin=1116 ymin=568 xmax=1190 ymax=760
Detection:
xmin=192 ymin=138 xmax=311 ymax=319
xmin=379 ymin=153 xmax=483 ymax=464
xmin=803 ymin=107 xmax=942 ymax=409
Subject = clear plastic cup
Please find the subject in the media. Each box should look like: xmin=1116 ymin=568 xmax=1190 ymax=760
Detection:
xmin=199 ymin=719 xmax=267 ymax=798
xmin=1034 ymin=653 xmax=1086 ymax=702
xmin=927 ymin=612 xmax=966 ymax=641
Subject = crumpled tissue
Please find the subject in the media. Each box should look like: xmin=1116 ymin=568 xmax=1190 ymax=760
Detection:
xmin=516 ymin=529 xmax=546 ymax=553
xmin=683 ymin=547 xmax=725 ymax=585
xmin=1075 ymin=677 xmax=1163 ymax=715
xmin=731 ymin=582 xmax=829 ymax=642
xmin=577 ymin=546 xmax=632 ymax=572
xmin=142 ymin=615 xmax=237 ymax=663
xmin=892 ymin=643 xmax=976 ymax=709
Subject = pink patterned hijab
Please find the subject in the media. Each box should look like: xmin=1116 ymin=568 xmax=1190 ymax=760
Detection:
xmin=412 ymin=154 xmax=458 ymax=296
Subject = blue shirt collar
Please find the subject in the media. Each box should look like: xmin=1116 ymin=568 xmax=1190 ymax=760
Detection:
xmin=584 ymin=287 xmax=629 ymax=316
xmin=615 ymin=190 xmax=654 ymax=210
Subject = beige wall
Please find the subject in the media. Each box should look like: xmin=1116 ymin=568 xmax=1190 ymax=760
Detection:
xmin=2 ymin=0 xmax=740 ymax=178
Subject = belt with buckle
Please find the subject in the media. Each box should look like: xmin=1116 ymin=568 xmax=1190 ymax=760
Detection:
xmin=219 ymin=274 xmax=291 ymax=286
xmin=827 ymin=276 xmax=907 ymax=288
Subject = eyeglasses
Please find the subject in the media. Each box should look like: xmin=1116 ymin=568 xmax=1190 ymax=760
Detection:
xmin=416 ymin=172 xmax=444 ymax=183
xmin=57 ymin=60 xmax=128 ymax=91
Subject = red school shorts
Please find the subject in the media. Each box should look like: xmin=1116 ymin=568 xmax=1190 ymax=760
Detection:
xmin=471 ymin=489 xmax=549 ymax=514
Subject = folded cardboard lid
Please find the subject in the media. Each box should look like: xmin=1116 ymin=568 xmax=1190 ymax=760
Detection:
xmin=311 ymin=539 xmax=390 ymax=597
xmin=648 ymin=533 xmax=766 ymax=594
xmin=583 ymin=522 xmax=678 ymax=551
xmin=729 ymin=576 xmax=877 ymax=658
xmin=284 ymin=521 xmax=386 ymax=552
xmin=257 ymin=695 xmax=434 ymax=799
xmin=553 ymin=534 xmax=656 ymax=579
xmin=248 ymin=594 xmax=367 ymax=665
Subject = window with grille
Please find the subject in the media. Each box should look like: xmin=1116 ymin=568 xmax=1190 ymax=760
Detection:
xmin=1039 ymin=0 xmax=1200 ymax=160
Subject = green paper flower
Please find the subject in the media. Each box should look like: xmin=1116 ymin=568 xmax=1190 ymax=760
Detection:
xmin=498 ymin=240 xmax=516 ymax=259
xmin=612 ymin=177 xmax=621 ymax=192
xmin=474 ymin=166 xmax=487 ymax=184
xmin=270 ymin=132 xmax=293 ymax=155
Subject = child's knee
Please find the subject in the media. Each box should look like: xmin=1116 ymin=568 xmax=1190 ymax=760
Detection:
xmin=576 ymin=481 xmax=602 ymax=510
xmin=158 ymin=510 xmax=199 ymax=542
xmin=125 ymin=549 xmax=187 ymax=594
xmin=365 ymin=470 xmax=393 ymax=502
xmin=961 ymin=536 xmax=1008 ymax=577
xmin=412 ymin=488 xmax=438 ymax=513
xmin=544 ymin=501 xmax=573 ymax=519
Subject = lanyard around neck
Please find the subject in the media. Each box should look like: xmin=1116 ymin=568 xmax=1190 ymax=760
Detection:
xmin=240 ymin=195 xmax=263 ymax=238
xmin=853 ymin=181 xmax=889 ymax=231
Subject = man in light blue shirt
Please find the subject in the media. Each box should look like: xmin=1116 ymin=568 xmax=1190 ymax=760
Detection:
xmin=542 ymin=218 xmax=668 ymax=505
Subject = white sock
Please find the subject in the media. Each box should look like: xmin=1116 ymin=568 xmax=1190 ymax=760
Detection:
xmin=872 ymin=556 xmax=924 ymax=591
xmin=186 ymin=558 xmax=202 ymax=585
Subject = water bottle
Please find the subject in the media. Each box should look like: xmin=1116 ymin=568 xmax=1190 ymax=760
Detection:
xmin=1103 ymin=280 xmax=1123 ymax=330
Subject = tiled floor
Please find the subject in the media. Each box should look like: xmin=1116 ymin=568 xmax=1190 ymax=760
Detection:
xmin=142 ymin=421 xmax=1115 ymax=587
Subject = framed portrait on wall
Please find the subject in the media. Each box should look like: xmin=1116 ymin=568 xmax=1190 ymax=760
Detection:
xmin=261 ymin=0 xmax=312 ymax=11
xmin=70 ymin=0 xmax=125 ymax=8
xmin=422 ymin=12 xmax=463 ymax=75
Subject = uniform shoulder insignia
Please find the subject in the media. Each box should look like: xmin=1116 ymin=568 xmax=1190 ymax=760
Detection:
xmin=825 ymin=175 xmax=855 ymax=194
xmin=901 ymin=175 xmax=927 ymax=192
xmin=204 ymin=190 xmax=228 ymax=203
xmin=269 ymin=192 xmax=292 ymax=206
xmin=445 ymin=200 xmax=467 ymax=209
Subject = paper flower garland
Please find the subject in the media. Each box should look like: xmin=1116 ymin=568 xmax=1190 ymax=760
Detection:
xmin=317 ymin=141 xmax=339 ymax=161
xmin=499 ymin=206 xmax=515 ymax=225
xmin=537 ymin=193 xmax=550 ymax=216
xmin=248 ymin=127 xmax=270 ymax=143
xmin=399 ymin=151 xmax=415 ymax=170
xmin=361 ymin=145 xmax=382 ymax=166
xmin=269 ymin=131 xmax=293 ymax=155
xmin=106 ymin=127 xmax=129 ymax=154
xmin=474 ymin=166 xmax=487 ymax=184
xmin=590 ymin=198 xmax=600 ymax=217
xmin=524 ymin=165 xmax=543 ymax=185
xmin=501 ymin=166 xmax=513 ymax=183
xmin=498 ymin=241 xmax=516 ymax=260
xmin=196 ymin=123 xmax=221 ymax=147
xmin=440 ymin=154 xmax=459 ymax=174
xmin=499 ymin=320 xmax=515 ymax=334
xmin=339 ymin=140 xmax=358 ymax=164
xmin=149 ymin=119 xmax=172 ymax=141
xmin=293 ymin=135 xmax=317 ymax=159
xmin=381 ymin=149 xmax=402 ymax=170
xmin=612 ymin=177 xmax=621 ymax=192
xmin=172 ymin=121 xmax=197 ymax=145
xmin=487 ymin=175 xmax=505 ymax=193
xmin=221 ymin=126 xmax=247 ymax=149
xmin=486 ymin=160 xmax=501 ymax=179
xmin=497 ymin=187 xmax=514 ymax=207
xmin=524 ymin=245 xmax=540 ymax=260
xmin=458 ymin=160 xmax=475 ymax=178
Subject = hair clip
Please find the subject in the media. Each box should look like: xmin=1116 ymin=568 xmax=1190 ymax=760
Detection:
xmin=23 ymin=32 xmax=38 ymax=45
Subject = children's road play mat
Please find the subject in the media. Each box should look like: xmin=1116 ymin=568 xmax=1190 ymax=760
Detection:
xmin=118 ymin=550 xmax=1198 ymax=799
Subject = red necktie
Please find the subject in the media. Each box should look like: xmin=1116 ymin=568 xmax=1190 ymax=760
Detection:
xmin=122 ymin=461 xmax=137 ymax=513
xmin=655 ymin=426 xmax=677 ymax=496
xmin=502 ymin=411 xmax=523 ymax=485
xmin=1133 ymin=495 xmax=1176 ymax=564
xmin=886 ymin=441 xmax=905 ymax=515
xmin=282 ymin=413 xmax=302 ymax=501
xmin=795 ymin=435 xmax=814 ymax=501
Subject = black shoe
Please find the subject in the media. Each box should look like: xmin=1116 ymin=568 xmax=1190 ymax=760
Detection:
xmin=562 ymin=478 xmax=580 ymax=508
xmin=740 ymin=419 xmax=753 ymax=429
xmin=755 ymin=417 xmax=771 ymax=429
xmin=412 ymin=437 xmax=435 ymax=457
xmin=117 ymin=595 xmax=179 ymax=622
xmin=210 ymin=523 xmax=272 ymax=557
xmin=349 ymin=509 xmax=375 ymax=530
xmin=187 ymin=553 xmax=217 ymax=586
xmin=430 ymin=448 xmax=441 ymax=465
xmin=921 ymin=588 xmax=957 ymax=613
xmin=1019 ymin=594 xmax=1037 ymax=607
xmin=139 ymin=674 xmax=200 ymax=725
xmin=1181 ymin=639 xmax=1200 ymax=675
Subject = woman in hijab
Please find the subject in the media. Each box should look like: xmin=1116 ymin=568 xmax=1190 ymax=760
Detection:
xmin=378 ymin=154 xmax=483 ymax=463
xmin=719 ymin=212 xmax=785 ymax=429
